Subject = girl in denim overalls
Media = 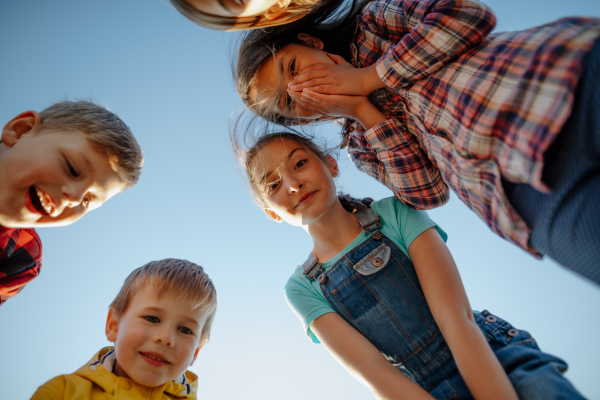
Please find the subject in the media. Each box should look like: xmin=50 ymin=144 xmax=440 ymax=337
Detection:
xmin=241 ymin=131 xmax=583 ymax=400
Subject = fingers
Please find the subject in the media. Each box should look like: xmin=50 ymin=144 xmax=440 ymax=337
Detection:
xmin=289 ymin=81 xmax=333 ymax=94
xmin=326 ymin=53 xmax=349 ymax=65
xmin=291 ymin=92 xmax=329 ymax=114
xmin=289 ymin=69 xmax=328 ymax=89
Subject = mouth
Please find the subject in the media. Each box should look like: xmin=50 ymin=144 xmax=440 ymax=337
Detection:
xmin=140 ymin=352 xmax=171 ymax=366
xmin=28 ymin=186 xmax=52 ymax=216
xmin=295 ymin=191 xmax=317 ymax=209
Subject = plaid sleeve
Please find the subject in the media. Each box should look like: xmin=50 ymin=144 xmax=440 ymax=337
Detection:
xmin=346 ymin=119 xmax=449 ymax=209
xmin=373 ymin=0 xmax=496 ymax=87
xmin=0 ymin=228 xmax=43 ymax=306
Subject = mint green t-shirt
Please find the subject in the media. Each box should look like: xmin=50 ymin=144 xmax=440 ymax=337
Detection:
xmin=284 ymin=197 xmax=447 ymax=343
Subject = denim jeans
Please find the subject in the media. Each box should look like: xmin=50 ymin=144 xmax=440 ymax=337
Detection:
xmin=502 ymin=37 xmax=600 ymax=286
xmin=303 ymin=208 xmax=584 ymax=399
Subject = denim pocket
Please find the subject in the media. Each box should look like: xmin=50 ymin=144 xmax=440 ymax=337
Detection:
xmin=352 ymin=243 xmax=391 ymax=275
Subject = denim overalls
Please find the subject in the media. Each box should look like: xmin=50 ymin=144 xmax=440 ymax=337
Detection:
xmin=302 ymin=208 xmax=584 ymax=399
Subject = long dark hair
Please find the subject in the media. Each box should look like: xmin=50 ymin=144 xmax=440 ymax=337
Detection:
xmin=234 ymin=0 xmax=367 ymax=126
xmin=238 ymin=131 xmax=373 ymax=212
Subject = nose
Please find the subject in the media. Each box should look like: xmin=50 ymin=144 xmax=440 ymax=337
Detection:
xmin=287 ymin=177 xmax=303 ymax=194
xmin=57 ymin=183 xmax=88 ymax=213
xmin=152 ymin=326 xmax=175 ymax=347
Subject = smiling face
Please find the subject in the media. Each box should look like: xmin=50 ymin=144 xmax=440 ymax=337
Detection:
xmin=186 ymin=0 xmax=287 ymax=18
xmin=251 ymin=38 xmax=335 ymax=122
xmin=0 ymin=126 xmax=127 ymax=228
xmin=252 ymin=138 xmax=338 ymax=226
xmin=106 ymin=283 xmax=207 ymax=387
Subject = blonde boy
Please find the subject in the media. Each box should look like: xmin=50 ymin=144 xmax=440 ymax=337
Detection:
xmin=31 ymin=258 xmax=218 ymax=399
xmin=0 ymin=100 xmax=143 ymax=305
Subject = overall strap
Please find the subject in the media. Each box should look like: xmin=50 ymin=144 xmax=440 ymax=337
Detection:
xmin=302 ymin=253 xmax=324 ymax=282
xmin=302 ymin=207 xmax=382 ymax=281
xmin=356 ymin=208 xmax=382 ymax=238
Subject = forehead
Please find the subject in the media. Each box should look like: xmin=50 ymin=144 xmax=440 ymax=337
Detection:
xmin=128 ymin=282 xmax=208 ymax=319
xmin=252 ymin=138 xmax=306 ymax=172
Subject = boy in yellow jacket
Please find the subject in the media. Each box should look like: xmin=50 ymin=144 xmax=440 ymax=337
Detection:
xmin=31 ymin=258 xmax=217 ymax=399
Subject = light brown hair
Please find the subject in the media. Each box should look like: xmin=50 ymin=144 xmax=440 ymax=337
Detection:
xmin=170 ymin=0 xmax=320 ymax=31
xmin=110 ymin=258 xmax=218 ymax=343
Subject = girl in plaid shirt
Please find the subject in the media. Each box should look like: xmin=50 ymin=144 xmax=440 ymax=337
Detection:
xmin=235 ymin=0 xmax=600 ymax=285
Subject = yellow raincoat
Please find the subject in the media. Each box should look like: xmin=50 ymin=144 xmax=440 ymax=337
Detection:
xmin=30 ymin=347 xmax=198 ymax=400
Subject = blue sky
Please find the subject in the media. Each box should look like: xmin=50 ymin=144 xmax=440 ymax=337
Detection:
xmin=0 ymin=0 xmax=599 ymax=399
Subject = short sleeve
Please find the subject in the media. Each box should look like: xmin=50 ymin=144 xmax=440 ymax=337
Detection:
xmin=284 ymin=266 xmax=336 ymax=343
xmin=372 ymin=197 xmax=447 ymax=257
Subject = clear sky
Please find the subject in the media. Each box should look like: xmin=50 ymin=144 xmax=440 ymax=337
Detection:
xmin=1 ymin=0 xmax=599 ymax=399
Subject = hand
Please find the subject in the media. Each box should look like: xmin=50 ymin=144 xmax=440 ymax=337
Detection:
xmin=289 ymin=89 xmax=370 ymax=121
xmin=288 ymin=54 xmax=385 ymax=97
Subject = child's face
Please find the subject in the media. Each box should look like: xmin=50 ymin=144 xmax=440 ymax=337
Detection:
xmin=186 ymin=0 xmax=288 ymax=18
xmin=105 ymin=284 xmax=207 ymax=387
xmin=255 ymin=138 xmax=338 ymax=226
xmin=0 ymin=115 xmax=126 ymax=228
xmin=251 ymin=39 xmax=335 ymax=122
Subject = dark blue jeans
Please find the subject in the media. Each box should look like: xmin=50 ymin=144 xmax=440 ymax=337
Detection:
xmin=503 ymin=37 xmax=600 ymax=286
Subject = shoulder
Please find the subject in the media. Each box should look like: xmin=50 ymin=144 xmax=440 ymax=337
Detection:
xmin=372 ymin=197 xmax=447 ymax=248
xmin=370 ymin=196 xmax=411 ymax=221
xmin=284 ymin=266 xmax=313 ymax=299
xmin=31 ymin=375 xmax=71 ymax=400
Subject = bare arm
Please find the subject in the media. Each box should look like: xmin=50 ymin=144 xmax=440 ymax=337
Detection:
xmin=408 ymin=228 xmax=518 ymax=400
xmin=310 ymin=312 xmax=435 ymax=400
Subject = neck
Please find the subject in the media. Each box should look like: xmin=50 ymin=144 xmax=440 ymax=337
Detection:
xmin=304 ymin=199 xmax=362 ymax=262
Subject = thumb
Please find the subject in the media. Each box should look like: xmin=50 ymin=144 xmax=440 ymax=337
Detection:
xmin=326 ymin=53 xmax=347 ymax=65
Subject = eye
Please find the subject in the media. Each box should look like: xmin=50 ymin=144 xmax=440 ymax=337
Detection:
xmin=267 ymin=180 xmax=280 ymax=193
xmin=178 ymin=326 xmax=193 ymax=335
xmin=294 ymin=159 xmax=307 ymax=169
xmin=66 ymin=158 xmax=79 ymax=178
xmin=144 ymin=316 xmax=160 ymax=323
xmin=82 ymin=195 xmax=90 ymax=208
xmin=289 ymin=59 xmax=296 ymax=76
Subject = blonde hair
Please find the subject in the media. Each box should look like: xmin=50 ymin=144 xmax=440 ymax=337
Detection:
xmin=38 ymin=100 xmax=143 ymax=188
xmin=170 ymin=0 xmax=318 ymax=31
xmin=110 ymin=258 xmax=217 ymax=343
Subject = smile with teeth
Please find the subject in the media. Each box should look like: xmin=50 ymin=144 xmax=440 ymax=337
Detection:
xmin=142 ymin=352 xmax=170 ymax=363
xmin=35 ymin=188 xmax=53 ymax=215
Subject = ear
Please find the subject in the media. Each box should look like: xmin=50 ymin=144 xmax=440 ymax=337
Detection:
xmin=263 ymin=208 xmax=284 ymax=223
xmin=105 ymin=308 xmax=120 ymax=342
xmin=1 ymin=111 xmax=41 ymax=146
xmin=324 ymin=154 xmax=339 ymax=177
xmin=263 ymin=0 xmax=292 ymax=20
xmin=189 ymin=341 xmax=205 ymax=366
xmin=296 ymin=33 xmax=324 ymax=50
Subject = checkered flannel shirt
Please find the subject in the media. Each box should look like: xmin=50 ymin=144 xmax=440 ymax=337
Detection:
xmin=0 ymin=226 xmax=42 ymax=306
xmin=344 ymin=0 xmax=600 ymax=253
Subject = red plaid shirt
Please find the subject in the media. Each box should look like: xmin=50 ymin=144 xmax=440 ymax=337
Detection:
xmin=344 ymin=0 xmax=600 ymax=253
xmin=0 ymin=226 xmax=42 ymax=306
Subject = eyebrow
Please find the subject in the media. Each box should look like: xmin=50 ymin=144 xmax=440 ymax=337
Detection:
xmin=260 ymin=147 xmax=304 ymax=184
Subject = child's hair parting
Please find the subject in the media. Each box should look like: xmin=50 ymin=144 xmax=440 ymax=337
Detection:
xmin=235 ymin=0 xmax=366 ymax=126
xmin=38 ymin=100 xmax=143 ymax=188
xmin=170 ymin=0 xmax=345 ymax=31
xmin=238 ymin=131 xmax=373 ymax=213
xmin=110 ymin=258 xmax=217 ymax=343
